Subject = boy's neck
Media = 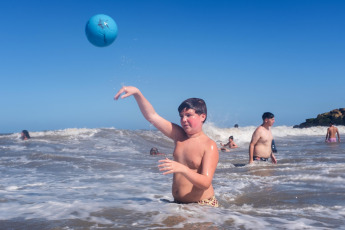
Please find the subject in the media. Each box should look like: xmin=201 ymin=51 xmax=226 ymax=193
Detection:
xmin=187 ymin=131 xmax=203 ymax=138
xmin=261 ymin=123 xmax=271 ymax=130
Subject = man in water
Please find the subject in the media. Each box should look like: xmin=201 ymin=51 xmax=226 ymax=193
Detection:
xmin=219 ymin=136 xmax=238 ymax=152
xmin=249 ymin=112 xmax=277 ymax=164
xmin=115 ymin=86 xmax=219 ymax=207
xmin=325 ymin=122 xmax=341 ymax=143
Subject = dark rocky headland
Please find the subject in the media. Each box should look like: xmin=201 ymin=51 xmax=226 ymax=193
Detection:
xmin=294 ymin=108 xmax=345 ymax=128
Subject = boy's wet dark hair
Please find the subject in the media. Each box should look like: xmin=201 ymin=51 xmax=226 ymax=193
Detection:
xmin=178 ymin=98 xmax=207 ymax=123
xmin=262 ymin=112 xmax=274 ymax=121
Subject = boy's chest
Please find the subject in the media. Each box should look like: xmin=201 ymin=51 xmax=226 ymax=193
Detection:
xmin=258 ymin=130 xmax=273 ymax=144
xmin=174 ymin=140 xmax=204 ymax=170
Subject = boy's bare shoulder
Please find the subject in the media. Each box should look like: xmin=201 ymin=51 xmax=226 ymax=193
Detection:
xmin=203 ymin=134 xmax=218 ymax=147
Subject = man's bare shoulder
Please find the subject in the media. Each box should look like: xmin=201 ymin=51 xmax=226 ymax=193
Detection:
xmin=329 ymin=126 xmax=338 ymax=132
xmin=254 ymin=125 xmax=265 ymax=134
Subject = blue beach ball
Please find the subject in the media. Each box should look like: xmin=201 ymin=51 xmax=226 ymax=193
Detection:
xmin=85 ymin=14 xmax=118 ymax=47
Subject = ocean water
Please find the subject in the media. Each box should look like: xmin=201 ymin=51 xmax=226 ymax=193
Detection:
xmin=1 ymin=124 xmax=345 ymax=230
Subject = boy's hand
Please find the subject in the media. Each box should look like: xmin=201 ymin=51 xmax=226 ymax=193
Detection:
xmin=158 ymin=158 xmax=186 ymax=175
xmin=114 ymin=86 xmax=139 ymax=100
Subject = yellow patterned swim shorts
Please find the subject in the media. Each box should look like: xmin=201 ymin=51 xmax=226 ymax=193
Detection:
xmin=198 ymin=195 xmax=219 ymax=207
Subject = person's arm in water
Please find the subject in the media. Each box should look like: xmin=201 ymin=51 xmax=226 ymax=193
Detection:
xmin=270 ymin=153 xmax=277 ymax=164
xmin=221 ymin=142 xmax=230 ymax=147
xmin=336 ymin=128 xmax=341 ymax=142
xmin=158 ymin=141 xmax=219 ymax=190
xmin=249 ymin=129 xmax=261 ymax=164
xmin=325 ymin=128 xmax=330 ymax=142
xmin=230 ymin=142 xmax=238 ymax=149
xmin=114 ymin=86 xmax=184 ymax=141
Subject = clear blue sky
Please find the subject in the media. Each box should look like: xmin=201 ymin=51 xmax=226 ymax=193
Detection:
xmin=1 ymin=0 xmax=344 ymax=133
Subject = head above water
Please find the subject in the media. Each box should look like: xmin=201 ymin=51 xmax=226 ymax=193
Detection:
xmin=150 ymin=147 xmax=159 ymax=155
xmin=178 ymin=98 xmax=207 ymax=123
xmin=262 ymin=112 xmax=274 ymax=121
xmin=21 ymin=130 xmax=30 ymax=140
xmin=229 ymin=136 xmax=234 ymax=140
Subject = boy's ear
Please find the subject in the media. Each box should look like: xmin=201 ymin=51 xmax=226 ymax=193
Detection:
xmin=200 ymin=113 xmax=206 ymax=122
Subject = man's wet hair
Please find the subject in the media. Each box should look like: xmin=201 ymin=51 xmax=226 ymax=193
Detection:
xmin=262 ymin=112 xmax=274 ymax=121
xmin=21 ymin=130 xmax=30 ymax=139
xmin=178 ymin=98 xmax=207 ymax=123
xmin=229 ymin=136 xmax=233 ymax=140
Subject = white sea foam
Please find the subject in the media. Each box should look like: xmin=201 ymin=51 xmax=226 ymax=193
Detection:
xmin=1 ymin=126 xmax=345 ymax=229
xmin=5 ymin=186 xmax=20 ymax=191
xmin=203 ymin=123 xmax=345 ymax=145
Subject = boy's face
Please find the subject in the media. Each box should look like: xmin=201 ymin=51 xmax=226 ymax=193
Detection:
xmin=265 ymin=117 xmax=275 ymax=126
xmin=179 ymin=108 xmax=205 ymax=134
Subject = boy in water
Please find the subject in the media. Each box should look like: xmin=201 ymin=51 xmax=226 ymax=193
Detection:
xmin=249 ymin=112 xmax=277 ymax=164
xmin=114 ymin=86 xmax=219 ymax=207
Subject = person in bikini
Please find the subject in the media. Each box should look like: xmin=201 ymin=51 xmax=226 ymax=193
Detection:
xmin=115 ymin=86 xmax=219 ymax=207
xmin=325 ymin=122 xmax=340 ymax=143
xmin=219 ymin=136 xmax=238 ymax=152
xmin=249 ymin=112 xmax=277 ymax=164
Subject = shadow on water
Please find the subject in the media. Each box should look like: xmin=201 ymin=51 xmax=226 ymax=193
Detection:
xmin=233 ymin=163 xmax=246 ymax=167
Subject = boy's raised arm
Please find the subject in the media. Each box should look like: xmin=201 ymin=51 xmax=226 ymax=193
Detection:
xmin=114 ymin=86 xmax=184 ymax=141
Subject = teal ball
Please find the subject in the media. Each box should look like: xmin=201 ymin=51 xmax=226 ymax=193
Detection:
xmin=85 ymin=14 xmax=118 ymax=47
